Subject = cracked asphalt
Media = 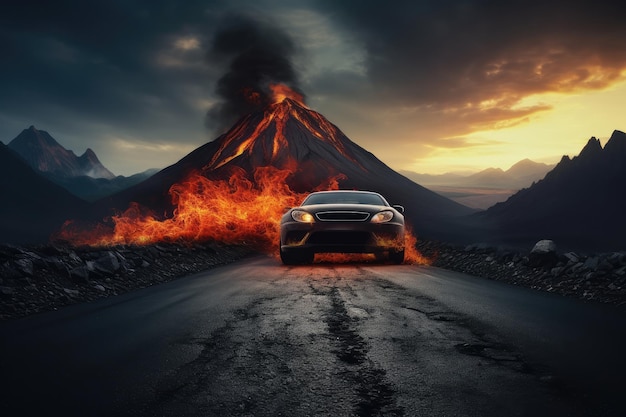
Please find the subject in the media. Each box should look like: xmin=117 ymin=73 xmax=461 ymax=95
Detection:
xmin=2 ymin=256 xmax=626 ymax=416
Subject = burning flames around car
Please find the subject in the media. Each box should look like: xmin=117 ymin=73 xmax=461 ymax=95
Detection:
xmin=58 ymin=84 xmax=429 ymax=264
xmin=58 ymin=167 xmax=427 ymax=264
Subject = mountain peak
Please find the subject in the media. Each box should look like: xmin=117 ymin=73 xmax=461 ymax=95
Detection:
xmin=11 ymin=126 xmax=62 ymax=149
xmin=81 ymin=148 xmax=98 ymax=159
xmin=272 ymin=97 xmax=307 ymax=109
xmin=8 ymin=127 xmax=115 ymax=179
xmin=268 ymin=83 xmax=306 ymax=107
xmin=604 ymin=129 xmax=626 ymax=158
xmin=579 ymin=136 xmax=603 ymax=158
xmin=609 ymin=129 xmax=626 ymax=140
xmin=203 ymin=97 xmax=366 ymax=175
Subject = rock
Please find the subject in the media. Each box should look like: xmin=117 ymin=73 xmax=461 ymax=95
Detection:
xmin=551 ymin=267 xmax=564 ymax=277
xmin=583 ymin=257 xmax=599 ymax=271
xmin=63 ymin=288 xmax=80 ymax=297
xmin=0 ymin=286 xmax=15 ymax=296
xmin=93 ymin=284 xmax=106 ymax=292
xmin=14 ymin=258 xmax=34 ymax=276
xmin=0 ymin=262 xmax=22 ymax=279
xmin=69 ymin=266 xmax=90 ymax=283
xmin=607 ymin=252 xmax=625 ymax=266
xmin=68 ymin=251 xmax=82 ymax=264
xmin=528 ymin=240 xmax=558 ymax=268
xmin=94 ymin=252 xmax=120 ymax=275
xmin=597 ymin=258 xmax=613 ymax=272
xmin=46 ymin=256 xmax=69 ymax=273
xmin=563 ymin=252 xmax=580 ymax=264
xmin=531 ymin=240 xmax=557 ymax=254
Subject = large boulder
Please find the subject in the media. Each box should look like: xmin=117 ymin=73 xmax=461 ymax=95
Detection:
xmin=528 ymin=240 xmax=558 ymax=268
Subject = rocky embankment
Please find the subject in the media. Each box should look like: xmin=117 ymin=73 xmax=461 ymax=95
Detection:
xmin=417 ymin=239 xmax=626 ymax=306
xmin=0 ymin=242 xmax=252 ymax=321
xmin=2 ymin=239 xmax=625 ymax=322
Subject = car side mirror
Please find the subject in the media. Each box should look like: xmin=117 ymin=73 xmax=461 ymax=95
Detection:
xmin=392 ymin=205 xmax=404 ymax=214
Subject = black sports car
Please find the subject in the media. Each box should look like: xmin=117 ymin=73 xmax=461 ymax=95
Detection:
xmin=279 ymin=190 xmax=405 ymax=264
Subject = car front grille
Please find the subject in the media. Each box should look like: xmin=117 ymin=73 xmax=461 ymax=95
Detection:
xmin=315 ymin=211 xmax=370 ymax=222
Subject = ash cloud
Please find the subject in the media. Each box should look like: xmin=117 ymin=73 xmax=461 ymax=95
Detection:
xmin=206 ymin=16 xmax=305 ymax=135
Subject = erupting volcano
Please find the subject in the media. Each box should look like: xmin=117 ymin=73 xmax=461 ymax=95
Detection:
xmin=62 ymin=84 xmax=471 ymax=262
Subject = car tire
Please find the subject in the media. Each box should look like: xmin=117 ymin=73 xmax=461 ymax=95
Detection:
xmin=389 ymin=249 xmax=405 ymax=264
xmin=280 ymin=244 xmax=314 ymax=265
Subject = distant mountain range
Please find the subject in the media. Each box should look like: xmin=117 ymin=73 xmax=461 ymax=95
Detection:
xmin=401 ymin=159 xmax=554 ymax=190
xmin=6 ymin=126 xmax=157 ymax=201
xmin=400 ymin=159 xmax=554 ymax=210
xmin=9 ymin=126 xmax=115 ymax=179
xmin=475 ymin=130 xmax=626 ymax=251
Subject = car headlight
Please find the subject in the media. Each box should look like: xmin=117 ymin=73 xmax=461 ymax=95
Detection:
xmin=370 ymin=210 xmax=394 ymax=223
xmin=291 ymin=210 xmax=315 ymax=223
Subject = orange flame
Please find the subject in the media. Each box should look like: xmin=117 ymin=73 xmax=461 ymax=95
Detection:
xmin=58 ymin=166 xmax=428 ymax=264
xmin=269 ymin=83 xmax=305 ymax=106
xmin=60 ymin=167 xmax=306 ymax=248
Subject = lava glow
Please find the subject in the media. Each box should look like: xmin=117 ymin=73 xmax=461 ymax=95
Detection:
xmin=269 ymin=83 xmax=305 ymax=106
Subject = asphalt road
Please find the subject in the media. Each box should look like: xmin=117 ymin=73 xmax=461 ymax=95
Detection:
xmin=1 ymin=256 xmax=625 ymax=416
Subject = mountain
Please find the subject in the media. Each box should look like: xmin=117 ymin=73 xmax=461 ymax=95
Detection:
xmin=505 ymin=159 xmax=554 ymax=186
xmin=0 ymin=143 xmax=88 ymax=244
xmin=8 ymin=126 xmax=115 ymax=179
xmin=401 ymin=159 xmax=553 ymax=190
xmin=49 ymin=169 xmax=159 ymax=202
xmin=96 ymin=97 xmax=474 ymax=240
xmin=476 ymin=130 xmax=626 ymax=251
xmin=401 ymin=159 xmax=553 ymax=210
xmin=6 ymin=126 xmax=158 ymax=201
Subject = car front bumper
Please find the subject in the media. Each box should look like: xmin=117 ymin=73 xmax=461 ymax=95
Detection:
xmin=280 ymin=221 xmax=405 ymax=254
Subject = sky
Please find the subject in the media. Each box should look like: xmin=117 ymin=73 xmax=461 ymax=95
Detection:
xmin=1 ymin=0 xmax=625 ymax=176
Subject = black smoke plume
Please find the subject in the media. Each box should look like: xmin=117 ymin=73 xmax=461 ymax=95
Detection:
xmin=206 ymin=16 xmax=304 ymax=134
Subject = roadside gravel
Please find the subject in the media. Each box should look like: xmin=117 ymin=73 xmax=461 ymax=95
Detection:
xmin=2 ymin=239 xmax=624 ymax=322
xmin=0 ymin=242 xmax=252 ymax=321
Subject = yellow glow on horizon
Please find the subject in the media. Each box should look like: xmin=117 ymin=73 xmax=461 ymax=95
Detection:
xmin=408 ymin=79 xmax=626 ymax=174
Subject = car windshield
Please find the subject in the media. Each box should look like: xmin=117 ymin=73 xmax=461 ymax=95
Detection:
xmin=301 ymin=192 xmax=386 ymax=206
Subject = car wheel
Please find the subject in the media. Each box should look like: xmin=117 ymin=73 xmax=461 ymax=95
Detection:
xmin=280 ymin=244 xmax=313 ymax=265
xmin=389 ymin=249 xmax=405 ymax=264
xmin=374 ymin=252 xmax=387 ymax=262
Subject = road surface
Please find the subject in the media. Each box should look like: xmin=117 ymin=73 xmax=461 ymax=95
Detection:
xmin=1 ymin=256 xmax=625 ymax=416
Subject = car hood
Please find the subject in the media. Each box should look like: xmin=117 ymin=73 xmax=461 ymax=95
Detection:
xmin=295 ymin=204 xmax=392 ymax=214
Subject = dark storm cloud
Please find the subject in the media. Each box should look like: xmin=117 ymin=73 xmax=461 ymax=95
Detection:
xmin=315 ymin=0 xmax=626 ymax=116
xmin=0 ymin=0 xmax=213 ymax=135
xmin=2 ymin=0 xmax=625 ymax=174
xmin=205 ymin=16 xmax=304 ymax=134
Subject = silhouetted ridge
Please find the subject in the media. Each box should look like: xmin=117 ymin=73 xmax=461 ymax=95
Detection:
xmin=477 ymin=130 xmax=626 ymax=251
